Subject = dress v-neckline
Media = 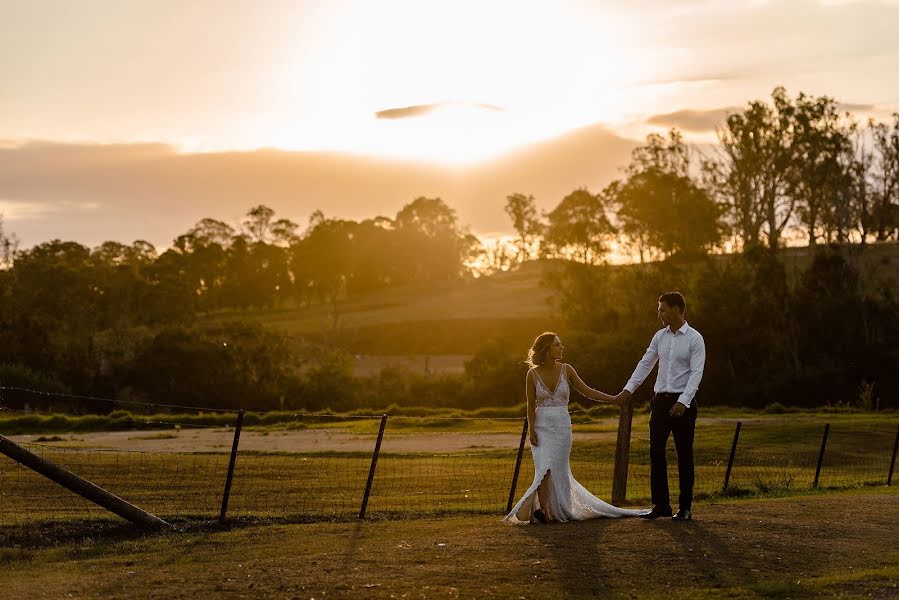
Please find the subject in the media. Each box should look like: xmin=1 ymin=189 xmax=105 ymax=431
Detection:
xmin=534 ymin=366 xmax=564 ymax=396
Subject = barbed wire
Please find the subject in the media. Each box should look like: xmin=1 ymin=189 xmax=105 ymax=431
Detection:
xmin=0 ymin=386 xmax=623 ymax=421
xmin=0 ymin=409 xmax=895 ymax=525
xmin=0 ymin=386 xmax=240 ymax=414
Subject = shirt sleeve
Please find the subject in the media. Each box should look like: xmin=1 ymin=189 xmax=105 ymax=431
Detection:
xmin=623 ymin=330 xmax=661 ymax=394
xmin=677 ymin=333 xmax=706 ymax=407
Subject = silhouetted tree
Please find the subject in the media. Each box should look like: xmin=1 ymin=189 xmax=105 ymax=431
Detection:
xmin=0 ymin=213 xmax=19 ymax=269
xmin=613 ymin=131 xmax=723 ymax=260
xmin=242 ymin=205 xmax=276 ymax=243
xmin=616 ymin=169 xmax=723 ymax=260
xmin=870 ymin=114 xmax=899 ymax=241
xmin=706 ymin=87 xmax=796 ymax=252
xmin=544 ymin=188 xmax=615 ymax=264
xmin=789 ymin=93 xmax=855 ymax=246
xmin=394 ymin=197 xmax=470 ymax=280
xmin=503 ymin=193 xmax=542 ymax=262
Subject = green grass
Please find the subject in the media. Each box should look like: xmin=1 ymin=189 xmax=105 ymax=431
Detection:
xmin=3 ymin=405 xmax=895 ymax=435
xmin=1 ymin=412 xmax=895 ymax=526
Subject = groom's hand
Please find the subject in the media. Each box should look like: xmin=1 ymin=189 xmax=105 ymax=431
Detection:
xmin=669 ymin=402 xmax=686 ymax=418
xmin=615 ymin=391 xmax=632 ymax=407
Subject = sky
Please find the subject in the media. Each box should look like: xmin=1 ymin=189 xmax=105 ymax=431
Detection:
xmin=1 ymin=0 xmax=898 ymax=248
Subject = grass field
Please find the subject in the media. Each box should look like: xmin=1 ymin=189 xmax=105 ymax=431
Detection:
xmin=2 ymin=412 xmax=896 ymax=526
xmin=202 ymin=260 xmax=557 ymax=355
xmin=2 ymin=489 xmax=897 ymax=599
xmin=196 ymin=245 xmax=899 ymax=359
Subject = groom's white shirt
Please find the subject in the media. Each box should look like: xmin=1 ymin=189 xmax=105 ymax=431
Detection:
xmin=623 ymin=322 xmax=706 ymax=408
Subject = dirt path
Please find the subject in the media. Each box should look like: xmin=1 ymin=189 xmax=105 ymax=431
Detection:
xmin=3 ymin=490 xmax=897 ymax=598
xmin=10 ymin=429 xmax=620 ymax=453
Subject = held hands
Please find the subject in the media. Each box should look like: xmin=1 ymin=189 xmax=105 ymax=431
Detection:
xmin=614 ymin=390 xmax=632 ymax=408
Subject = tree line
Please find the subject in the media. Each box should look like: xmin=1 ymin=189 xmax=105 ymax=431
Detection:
xmin=0 ymin=87 xmax=897 ymax=411
xmin=501 ymin=88 xmax=898 ymax=268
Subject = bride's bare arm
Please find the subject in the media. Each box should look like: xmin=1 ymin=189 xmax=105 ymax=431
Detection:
xmin=526 ymin=370 xmax=538 ymax=446
xmin=566 ymin=365 xmax=616 ymax=403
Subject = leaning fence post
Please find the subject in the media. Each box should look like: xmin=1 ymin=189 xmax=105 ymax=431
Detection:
xmin=723 ymin=421 xmax=742 ymax=492
xmin=219 ymin=409 xmax=244 ymax=522
xmin=887 ymin=423 xmax=899 ymax=486
xmin=359 ymin=414 xmax=388 ymax=519
xmin=611 ymin=400 xmax=634 ymax=505
xmin=813 ymin=423 xmax=830 ymax=488
xmin=506 ymin=417 xmax=529 ymax=514
xmin=0 ymin=433 xmax=170 ymax=529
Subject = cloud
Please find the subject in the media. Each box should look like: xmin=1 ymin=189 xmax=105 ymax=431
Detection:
xmin=837 ymin=102 xmax=878 ymax=112
xmin=375 ymin=104 xmax=439 ymax=119
xmin=0 ymin=124 xmax=635 ymax=249
xmin=375 ymin=102 xmax=504 ymax=119
xmin=0 ymin=198 xmax=100 ymax=220
xmin=646 ymin=107 xmax=741 ymax=132
xmin=646 ymin=101 xmax=887 ymax=133
xmin=638 ymin=73 xmax=742 ymax=87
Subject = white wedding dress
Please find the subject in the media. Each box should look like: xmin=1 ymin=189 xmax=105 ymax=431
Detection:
xmin=504 ymin=365 xmax=648 ymax=523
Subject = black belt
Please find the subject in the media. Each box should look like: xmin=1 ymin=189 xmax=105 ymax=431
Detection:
xmin=655 ymin=392 xmax=682 ymax=398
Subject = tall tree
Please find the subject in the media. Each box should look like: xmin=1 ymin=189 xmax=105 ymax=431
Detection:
xmin=242 ymin=205 xmax=276 ymax=243
xmin=615 ymin=168 xmax=723 ymax=260
xmin=613 ymin=130 xmax=723 ymax=261
xmin=870 ymin=114 xmax=899 ymax=241
xmin=544 ymin=188 xmax=615 ymax=265
xmin=706 ymin=87 xmax=796 ymax=253
xmin=503 ymin=193 xmax=542 ymax=262
xmin=270 ymin=218 xmax=300 ymax=246
xmin=394 ymin=197 xmax=468 ymax=281
xmin=789 ymin=93 xmax=854 ymax=246
xmin=171 ymin=218 xmax=234 ymax=311
xmin=626 ymin=130 xmax=691 ymax=178
xmin=0 ymin=214 xmax=19 ymax=269
xmin=394 ymin=197 xmax=458 ymax=237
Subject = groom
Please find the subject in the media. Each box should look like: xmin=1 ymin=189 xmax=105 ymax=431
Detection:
xmin=617 ymin=292 xmax=706 ymax=521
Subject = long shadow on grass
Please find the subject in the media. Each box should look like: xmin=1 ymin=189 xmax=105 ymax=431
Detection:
xmin=654 ymin=519 xmax=751 ymax=590
xmin=0 ymin=519 xmax=162 ymax=550
xmin=336 ymin=521 xmax=366 ymax=576
xmin=521 ymin=519 xmax=619 ymax=598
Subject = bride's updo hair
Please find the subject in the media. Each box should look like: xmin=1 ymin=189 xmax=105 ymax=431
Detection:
xmin=526 ymin=331 xmax=557 ymax=368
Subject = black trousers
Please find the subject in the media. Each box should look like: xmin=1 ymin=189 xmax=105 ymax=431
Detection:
xmin=649 ymin=392 xmax=698 ymax=511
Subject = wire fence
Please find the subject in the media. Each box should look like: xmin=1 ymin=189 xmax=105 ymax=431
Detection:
xmin=0 ymin=388 xmax=897 ymax=526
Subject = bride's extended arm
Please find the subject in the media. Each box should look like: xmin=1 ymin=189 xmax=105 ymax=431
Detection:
xmin=526 ymin=370 xmax=538 ymax=446
xmin=566 ymin=365 xmax=616 ymax=403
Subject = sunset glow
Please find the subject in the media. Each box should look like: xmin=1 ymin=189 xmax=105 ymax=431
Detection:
xmin=223 ymin=1 xmax=650 ymax=164
xmin=2 ymin=0 xmax=898 ymax=247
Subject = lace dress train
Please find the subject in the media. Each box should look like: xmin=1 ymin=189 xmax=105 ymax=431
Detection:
xmin=503 ymin=365 xmax=648 ymax=523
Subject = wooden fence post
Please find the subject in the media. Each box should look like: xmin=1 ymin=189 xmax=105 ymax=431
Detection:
xmin=887 ymin=423 xmax=899 ymax=486
xmin=219 ymin=409 xmax=244 ymax=522
xmin=611 ymin=401 xmax=634 ymax=505
xmin=723 ymin=421 xmax=742 ymax=492
xmin=359 ymin=414 xmax=388 ymax=519
xmin=813 ymin=423 xmax=830 ymax=488
xmin=506 ymin=417 xmax=529 ymax=514
xmin=0 ymin=433 xmax=170 ymax=529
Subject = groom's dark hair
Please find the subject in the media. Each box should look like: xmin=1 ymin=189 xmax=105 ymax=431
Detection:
xmin=659 ymin=292 xmax=686 ymax=314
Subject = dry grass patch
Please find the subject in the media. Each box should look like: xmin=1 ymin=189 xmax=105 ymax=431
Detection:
xmin=2 ymin=489 xmax=897 ymax=599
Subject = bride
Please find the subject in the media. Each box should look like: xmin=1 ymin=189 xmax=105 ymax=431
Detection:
xmin=504 ymin=332 xmax=648 ymax=524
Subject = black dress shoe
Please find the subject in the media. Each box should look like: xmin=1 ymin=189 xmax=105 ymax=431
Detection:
xmin=532 ymin=508 xmax=548 ymax=523
xmin=672 ymin=508 xmax=693 ymax=521
xmin=639 ymin=505 xmax=673 ymax=519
